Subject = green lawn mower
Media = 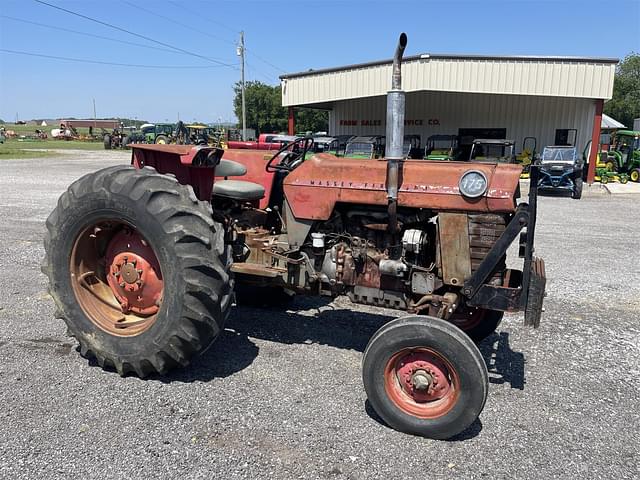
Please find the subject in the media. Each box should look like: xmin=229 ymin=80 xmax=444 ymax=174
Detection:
xmin=600 ymin=130 xmax=640 ymax=182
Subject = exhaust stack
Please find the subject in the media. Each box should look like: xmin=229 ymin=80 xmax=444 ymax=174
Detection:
xmin=386 ymin=33 xmax=407 ymax=235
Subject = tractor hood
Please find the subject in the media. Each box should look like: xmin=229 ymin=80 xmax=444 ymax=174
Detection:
xmin=283 ymin=154 xmax=522 ymax=220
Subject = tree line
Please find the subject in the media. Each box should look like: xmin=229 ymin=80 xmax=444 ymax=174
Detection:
xmin=233 ymin=81 xmax=328 ymax=135
xmin=604 ymin=53 xmax=639 ymax=129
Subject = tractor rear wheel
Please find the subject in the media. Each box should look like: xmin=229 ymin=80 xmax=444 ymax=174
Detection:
xmin=363 ymin=316 xmax=488 ymax=439
xmin=103 ymin=134 xmax=112 ymax=150
xmin=448 ymin=307 xmax=503 ymax=343
xmin=630 ymin=169 xmax=640 ymax=183
xmin=42 ymin=165 xmax=233 ymax=377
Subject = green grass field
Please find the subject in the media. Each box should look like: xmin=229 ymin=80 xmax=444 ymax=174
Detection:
xmin=0 ymin=138 xmax=106 ymax=159
xmin=2 ymin=123 xmax=93 ymax=136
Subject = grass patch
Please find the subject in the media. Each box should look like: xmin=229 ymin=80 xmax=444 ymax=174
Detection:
xmin=1 ymin=138 xmax=104 ymax=151
xmin=0 ymin=146 xmax=57 ymax=159
xmin=0 ymin=138 xmax=110 ymax=159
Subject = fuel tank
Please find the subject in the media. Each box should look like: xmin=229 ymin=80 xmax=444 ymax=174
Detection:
xmin=283 ymin=154 xmax=522 ymax=220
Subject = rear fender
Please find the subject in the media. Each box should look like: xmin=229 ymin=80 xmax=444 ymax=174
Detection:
xmin=130 ymin=144 xmax=223 ymax=201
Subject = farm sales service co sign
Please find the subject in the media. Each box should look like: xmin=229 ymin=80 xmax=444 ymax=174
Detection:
xmin=339 ymin=119 xmax=440 ymax=126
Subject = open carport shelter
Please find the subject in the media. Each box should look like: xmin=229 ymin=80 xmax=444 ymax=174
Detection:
xmin=280 ymin=52 xmax=618 ymax=183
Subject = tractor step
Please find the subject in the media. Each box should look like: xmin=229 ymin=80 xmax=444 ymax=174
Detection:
xmin=524 ymin=257 xmax=546 ymax=328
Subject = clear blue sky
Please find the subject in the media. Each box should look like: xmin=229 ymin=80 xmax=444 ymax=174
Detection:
xmin=1 ymin=0 xmax=638 ymax=124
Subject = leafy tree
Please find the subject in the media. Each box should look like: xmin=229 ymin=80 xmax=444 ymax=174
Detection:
xmin=233 ymin=81 xmax=286 ymax=134
xmin=233 ymin=81 xmax=328 ymax=135
xmin=604 ymin=53 xmax=640 ymax=129
xmin=295 ymin=107 xmax=329 ymax=134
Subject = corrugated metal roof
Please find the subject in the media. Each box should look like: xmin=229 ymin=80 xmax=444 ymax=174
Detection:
xmin=281 ymin=54 xmax=618 ymax=107
xmin=281 ymin=53 xmax=619 ymax=80
xmin=601 ymin=113 xmax=626 ymax=129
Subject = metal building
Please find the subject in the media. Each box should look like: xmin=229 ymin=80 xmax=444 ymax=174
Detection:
xmin=280 ymin=53 xmax=618 ymax=182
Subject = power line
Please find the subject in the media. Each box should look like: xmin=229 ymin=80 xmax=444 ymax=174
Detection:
xmin=245 ymin=47 xmax=287 ymax=74
xmin=0 ymin=48 xmax=229 ymax=69
xmin=122 ymin=0 xmax=237 ymax=51
xmin=165 ymin=1 xmax=286 ymax=75
xmin=0 ymin=15 xmax=178 ymax=55
xmin=167 ymin=1 xmax=239 ymax=37
xmin=246 ymin=61 xmax=278 ymax=83
xmin=33 ymin=0 xmax=237 ymax=69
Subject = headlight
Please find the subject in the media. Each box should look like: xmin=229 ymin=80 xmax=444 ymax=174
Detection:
xmin=459 ymin=170 xmax=488 ymax=198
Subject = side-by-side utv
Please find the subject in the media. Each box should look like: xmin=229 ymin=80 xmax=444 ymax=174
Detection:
xmin=43 ymin=34 xmax=546 ymax=440
xmin=537 ymin=145 xmax=583 ymax=199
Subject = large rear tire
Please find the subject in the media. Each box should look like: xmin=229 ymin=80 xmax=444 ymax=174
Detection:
xmin=42 ymin=165 xmax=233 ymax=377
xmin=363 ymin=316 xmax=488 ymax=439
xmin=103 ymin=134 xmax=112 ymax=150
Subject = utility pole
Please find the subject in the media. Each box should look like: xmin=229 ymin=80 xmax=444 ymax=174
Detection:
xmin=237 ymin=31 xmax=246 ymax=141
xmin=92 ymin=98 xmax=97 ymax=131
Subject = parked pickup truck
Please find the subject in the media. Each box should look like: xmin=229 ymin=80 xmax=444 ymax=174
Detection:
xmin=227 ymin=133 xmax=293 ymax=150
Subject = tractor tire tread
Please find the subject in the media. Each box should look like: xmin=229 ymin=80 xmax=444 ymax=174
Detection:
xmin=43 ymin=165 xmax=233 ymax=378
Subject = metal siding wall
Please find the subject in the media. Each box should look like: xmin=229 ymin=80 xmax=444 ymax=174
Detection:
xmin=282 ymin=58 xmax=616 ymax=107
xmin=331 ymin=92 xmax=596 ymax=152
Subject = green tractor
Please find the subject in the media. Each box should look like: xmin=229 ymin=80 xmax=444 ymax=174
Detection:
xmin=600 ymin=130 xmax=640 ymax=182
xmin=140 ymin=123 xmax=176 ymax=144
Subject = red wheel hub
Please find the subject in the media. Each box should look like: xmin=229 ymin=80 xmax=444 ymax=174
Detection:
xmin=384 ymin=348 xmax=459 ymax=419
xmin=105 ymin=229 xmax=163 ymax=315
xmin=395 ymin=352 xmax=452 ymax=402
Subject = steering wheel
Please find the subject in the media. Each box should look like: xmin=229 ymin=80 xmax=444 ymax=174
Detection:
xmin=265 ymin=137 xmax=314 ymax=173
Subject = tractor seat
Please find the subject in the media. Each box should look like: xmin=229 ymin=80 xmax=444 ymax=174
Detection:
xmin=216 ymin=159 xmax=247 ymax=177
xmin=213 ymin=180 xmax=265 ymax=201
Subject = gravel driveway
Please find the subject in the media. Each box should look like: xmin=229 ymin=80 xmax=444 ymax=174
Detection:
xmin=0 ymin=151 xmax=638 ymax=479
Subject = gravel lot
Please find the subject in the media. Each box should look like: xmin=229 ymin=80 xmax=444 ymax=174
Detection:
xmin=0 ymin=150 xmax=638 ymax=479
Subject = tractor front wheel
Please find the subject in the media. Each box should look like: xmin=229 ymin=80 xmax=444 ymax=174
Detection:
xmin=363 ymin=316 xmax=488 ymax=439
xmin=630 ymin=169 xmax=640 ymax=183
xmin=42 ymin=165 xmax=233 ymax=377
xmin=155 ymin=135 xmax=169 ymax=145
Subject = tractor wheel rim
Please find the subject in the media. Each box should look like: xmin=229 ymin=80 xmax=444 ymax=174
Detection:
xmin=632 ymin=171 xmax=639 ymax=182
xmin=70 ymin=221 xmax=163 ymax=336
xmin=384 ymin=348 xmax=460 ymax=419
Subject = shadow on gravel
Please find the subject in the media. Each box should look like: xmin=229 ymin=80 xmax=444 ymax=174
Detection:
xmin=159 ymin=328 xmax=260 ymax=383
xmin=157 ymin=299 xmax=526 ymax=394
xmin=479 ymin=332 xmax=526 ymax=390
xmin=364 ymin=399 xmax=484 ymax=441
xmin=230 ymin=298 xmax=395 ymax=352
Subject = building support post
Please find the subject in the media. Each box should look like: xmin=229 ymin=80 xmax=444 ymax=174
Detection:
xmin=587 ymin=99 xmax=603 ymax=184
xmin=288 ymin=106 xmax=295 ymax=135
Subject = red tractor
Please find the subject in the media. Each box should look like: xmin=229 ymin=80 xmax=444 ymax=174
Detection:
xmin=43 ymin=34 xmax=546 ymax=440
